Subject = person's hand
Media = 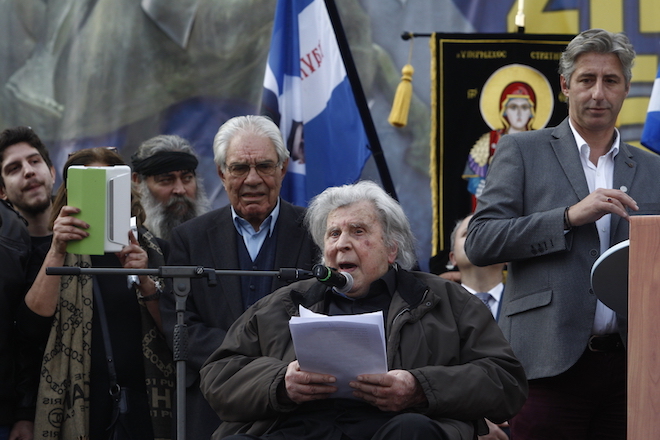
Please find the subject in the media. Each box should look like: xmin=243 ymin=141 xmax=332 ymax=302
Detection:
xmin=349 ymin=369 xmax=427 ymax=412
xmin=282 ymin=360 xmax=337 ymax=404
xmin=478 ymin=419 xmax=509 ymax=440
xmin=50 ymin=205 xmax=89 ymax=254
xmin=9 ymin=420 xmax=34 ymax=440
xmin=567 ymin=188 xmax=638 ymax=227
xmin=116 ymin=231 xmax=148 ymax=270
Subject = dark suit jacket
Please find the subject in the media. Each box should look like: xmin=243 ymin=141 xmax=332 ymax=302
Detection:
xmin=160 ymin=199 xmax=319 ymax=438
xmin=465 ymin=118 xmax=660 ymax=381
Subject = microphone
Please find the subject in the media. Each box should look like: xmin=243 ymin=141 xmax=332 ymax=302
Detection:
xmin=312 ymin=264 xmax=354 ymax=294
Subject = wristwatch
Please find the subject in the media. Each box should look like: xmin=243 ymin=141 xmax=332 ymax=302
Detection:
xmin=137 ymin=279 xmax=163 ymax=302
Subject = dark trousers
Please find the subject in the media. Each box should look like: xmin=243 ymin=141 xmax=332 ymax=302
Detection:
xmin=222 ymin=412 xmax=474 ymax=440
xmin=510 ymin=348 xmax=626 ymax=440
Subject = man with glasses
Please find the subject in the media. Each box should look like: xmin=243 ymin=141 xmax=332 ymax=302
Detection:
xmin=159 ymin=115 xmax=319 ymax=440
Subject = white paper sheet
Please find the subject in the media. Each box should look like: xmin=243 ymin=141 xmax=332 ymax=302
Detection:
xmin=289 ymin=305 xmax=388 ymax=399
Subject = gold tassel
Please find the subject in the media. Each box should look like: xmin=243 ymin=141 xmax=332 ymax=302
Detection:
xmin=388 ymin=36 xmax=415 ymax=128
xmin=388 ymin=63 xmax=414 ymax=127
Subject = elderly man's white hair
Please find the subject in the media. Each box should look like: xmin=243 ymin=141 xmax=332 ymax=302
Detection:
xmin=305 ymin=180 xmax=417 ymax=270
xmin=213 ymin=115 xmax=290 ymax=169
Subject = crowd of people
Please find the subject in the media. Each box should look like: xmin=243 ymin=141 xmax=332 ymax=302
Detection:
xmin=1 ymin=28 xmax=649 ymax=440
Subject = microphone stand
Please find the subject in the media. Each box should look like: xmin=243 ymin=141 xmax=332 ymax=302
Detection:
xmin=45 ymin=265 xmax=313 ymax=440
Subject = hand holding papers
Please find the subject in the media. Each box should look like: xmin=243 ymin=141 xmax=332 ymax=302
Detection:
xmin=289 ymin=306 xmax=388 ymax=399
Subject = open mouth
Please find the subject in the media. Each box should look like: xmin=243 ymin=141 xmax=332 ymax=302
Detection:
xmin=338 ymin=263 xmax=357 ymax=271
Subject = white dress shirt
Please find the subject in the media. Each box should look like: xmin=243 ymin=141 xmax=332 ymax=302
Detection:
xmin=462 ymin=282 xmax=504 ymax=320
xmin=569 ymin=120 xmax=619 ymax=335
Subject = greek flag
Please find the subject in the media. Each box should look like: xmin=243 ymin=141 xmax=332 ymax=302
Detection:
xmin=641 ymin=65 xmax=660 ymax=154
xmin=261 ymin=0 xmax=371 ymax=206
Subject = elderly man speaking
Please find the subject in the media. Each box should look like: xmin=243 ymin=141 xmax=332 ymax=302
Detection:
xmin=199 ymin=180 xmax=527 ymax=440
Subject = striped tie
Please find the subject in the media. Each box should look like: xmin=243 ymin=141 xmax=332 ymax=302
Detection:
xmin=475 ymin=292 xmax=492 ymax=307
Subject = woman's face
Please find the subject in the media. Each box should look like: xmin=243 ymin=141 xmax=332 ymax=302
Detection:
xmin=503 ymin=98 xmax=533 ymax=132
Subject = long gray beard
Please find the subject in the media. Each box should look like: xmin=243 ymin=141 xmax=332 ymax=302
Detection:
xmin=138 ymin=181 xmax=210 ymax=240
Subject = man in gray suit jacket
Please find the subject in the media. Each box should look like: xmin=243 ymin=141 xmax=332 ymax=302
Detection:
xmin=160 ymin=115 xmax=319 ymax=440
xmin=465 ymin=29 xmax=660 ymax=440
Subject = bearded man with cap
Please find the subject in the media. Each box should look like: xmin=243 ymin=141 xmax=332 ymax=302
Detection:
xmin=132 ymin=134 xmax=210 ymax=240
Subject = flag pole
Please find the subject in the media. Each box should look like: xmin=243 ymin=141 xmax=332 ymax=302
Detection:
xmin=323 ymin=0 xmax=398 ymax=201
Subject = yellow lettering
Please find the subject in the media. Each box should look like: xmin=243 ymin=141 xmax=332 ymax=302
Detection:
xmin=640 ymin=0 xmax=660 ymax=32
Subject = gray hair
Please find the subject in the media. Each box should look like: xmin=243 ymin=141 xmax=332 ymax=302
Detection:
xmin=213 ymin=115 xmax=289 ymax=169
xmin=559 ymin=28 xmax=635 ymax=86
xmin=305 ymin=180 xmax=417 ymax=270
xmin=134 ymin=135 xmax=197 ymax=163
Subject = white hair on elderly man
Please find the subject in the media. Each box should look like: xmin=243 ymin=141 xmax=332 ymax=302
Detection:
xmin=305 ymin=180 xmax=417 ymax=270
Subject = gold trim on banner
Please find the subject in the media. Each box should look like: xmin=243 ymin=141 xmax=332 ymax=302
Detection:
xmin=430 ymin=33 xmax=440 ymax=254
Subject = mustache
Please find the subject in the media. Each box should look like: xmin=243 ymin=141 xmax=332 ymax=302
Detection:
xmin=164 ymin=194 xmax=196 ymax=214
xmin=22 ymin=178 xmax=45 ymax=191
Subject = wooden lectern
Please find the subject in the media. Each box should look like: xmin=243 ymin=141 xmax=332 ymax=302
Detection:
xmin=628 ymin=215 xmax=660 ymax=438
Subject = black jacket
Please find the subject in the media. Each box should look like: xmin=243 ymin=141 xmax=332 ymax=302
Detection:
xmin=0 ymin=200 xmax=31 ymax=424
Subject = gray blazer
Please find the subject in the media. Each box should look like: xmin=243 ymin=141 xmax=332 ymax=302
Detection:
xmin=465 ymin=118 xmax=660 ymax=380
xmin=159 ymin=199 xmax=319 ymax=439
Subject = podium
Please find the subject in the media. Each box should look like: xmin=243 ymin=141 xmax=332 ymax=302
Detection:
xmin=593 ymin=215 xmax=660 ymax=437
xmin=627 ymin=215 xmax=660 ymax=438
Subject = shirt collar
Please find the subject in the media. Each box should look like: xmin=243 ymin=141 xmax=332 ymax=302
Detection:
xmin=231 ymin=198 xmax=281 ymax=236
xmin=568 ymin=119 xmax=620 ymax=158
xmin=462 ymin=282 xmax=504 ymax=302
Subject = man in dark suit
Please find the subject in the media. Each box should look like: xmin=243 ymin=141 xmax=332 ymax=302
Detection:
xmin=160 ymin=115 xmax=319 ymax=440
xmin=449 ymin=215 xmax=506 ymax=321
xmin=465 ymin=29 xmax=660 ymax=439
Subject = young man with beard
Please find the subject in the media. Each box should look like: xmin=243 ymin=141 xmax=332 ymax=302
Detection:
xmin=0 ymin=126 xmax=57 ymax=440
xmin=131 ymin=134 xmax=210 ymax=240
xmin=0 ymin=127 xmax=55 ymax=239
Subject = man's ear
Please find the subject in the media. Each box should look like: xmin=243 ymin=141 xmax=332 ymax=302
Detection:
xmin=560 ymin=75 xmax=569 ymax=98
xmin=217 ymin=164 xmax=227 ymax=182
xmin=387 ymin=242 xmax=399 ymax=265
xmin=0 ymin=185 xmax=7 ymax=200
xmin=448 ymin=251 xmax=457 ymax=267
xmin=131 ymin=172 xmax=142 ymax=184
xmin=280 ymin=158 xmax=289 ymax=178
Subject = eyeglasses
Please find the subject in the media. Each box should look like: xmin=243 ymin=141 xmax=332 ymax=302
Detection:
xmin=225 ymin=161 xmax=280 ymax=178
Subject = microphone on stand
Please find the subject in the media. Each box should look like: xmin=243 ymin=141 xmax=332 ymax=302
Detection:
xmin=312 ymin=264 xmax=354 ymax=294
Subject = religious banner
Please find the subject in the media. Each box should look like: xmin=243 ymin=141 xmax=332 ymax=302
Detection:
xmin=430 ymin=33 xmax=574 ymax=272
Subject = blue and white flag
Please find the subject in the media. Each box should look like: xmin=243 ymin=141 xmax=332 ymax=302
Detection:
xmin=261 ymin=0 xmax=371 ymax=206
xmin=641 ymin=65 xmax=660 ymax=154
